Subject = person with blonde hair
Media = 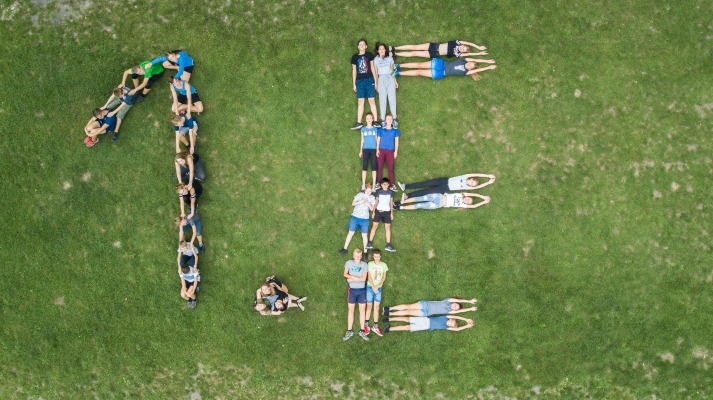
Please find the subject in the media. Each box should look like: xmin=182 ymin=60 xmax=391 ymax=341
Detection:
xmin=254 ymin=276 xmax=306 ymax=315
xmin=83 ymin=107 xmax=123 ymax=147
xmin=97 ymin=86 xmax=136 ymax=142
xmin=175 ymin=214 xmax=204 ymax=254
xmin=174 ymin=151 xmax=206 ymax=188
xmin=397 ymin=173 xmax=496 ymax=200
xmin=394 ymin=40 xmax=487 ymax=59
xmin=394 ymin=58 xmax=496 ymax=81
xmin=342 ymin=249 xmax=369 ymax=341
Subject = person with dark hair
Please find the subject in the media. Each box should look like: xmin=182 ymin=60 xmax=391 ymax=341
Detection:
xmin=394 ymin=40 xmax=487 ymax=59
xmin=174 ymin=151 xmax=206 ymax=188
xmin=395 ymin=192 xmax=490 ymax=211
xmin=367 ymin=178 xmax=396 ymax=252
xmin=83 ymin=107 xmax=123 ymax=147
xmin=373 ymin=42 xmax=398 ymax=128
xmin=98 ymin=86 xmax=136 ymax=141
xmin=397 ymin=173 xmax=496 ymax=200
xmin=178 ymin=257 xmax=199 ymax=309
xmin=169 ymin=77 xmax=203 ymax=114
xmin=254 ymin=276 xmax=306 ymax=315
xmin=350 ymin=38 xmax=380 ymax=130
xmin=359 ymin=113 xmax=378 ymax=191
xmin=176 ymin=181 xmax=202 ymax=222
xmin=376 ymin=115 xmax=399 ymax=190
xmin=120 ymin=61 xmax=165 ymax=103
xmin=394 ymin=58 xmax=496 ymax=81
xmin=364 ymin=249 xmax=388 ymax=336
xmin=381 ymin=316 xmax=474 ymax=333
xmin=145 ymin=50 xmax=194 ymax=81
xmin=383 ymin=298 xmax=477 ymax=317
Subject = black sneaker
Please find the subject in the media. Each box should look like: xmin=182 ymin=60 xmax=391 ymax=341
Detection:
xmin=389 ymin=184 xmax=397 ymax=191
xmin=338 ymin=248 xmax=348 ymax=255
xmin=382 ymin=317 xmax=390 ymax=323
xmin=384 ymin=324 xmax=390 ymax=333
xmin=374 ymin=121 xmax=382 ymax=128
xmin=111 ymin=132 xmax=119 ymax=142
xmin=393 ymin=202 xmax=401 ymax=210
xmin=350 ymin=122 xmax=363 ymax=130
xmin=195 ymin=286 xmax=200 ymax=293
xmin=382 ymin=307 xmax=390 ymax=316
xmin=385 ymin=244 xmax=396 ymax=252
xmin=199 ymin=244 xmax=205 ymax=254
xmin=135 ymin=95 xmax=145 ymax=103
xmin=366 ymin=241 xmax=373 ymax=249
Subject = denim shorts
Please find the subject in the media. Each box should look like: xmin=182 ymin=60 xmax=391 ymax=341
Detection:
xmin=356 ymin=77 xmax=376 ymax=99
xmin=366 ymin=286 xmax=382 ymax=303
xmin=412 ymin=193 xmax=443 ymax=210
xmin=183 ymin=218 xmax=202 ymax=236
xmin=347 ymin=215 xmax=369 ymax=233
xmin=431 ymin=58 xmax=445 ymax=80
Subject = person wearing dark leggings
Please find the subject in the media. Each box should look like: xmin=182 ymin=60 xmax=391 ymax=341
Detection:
xmin=397 ymin=173 xmax=495 ymax=199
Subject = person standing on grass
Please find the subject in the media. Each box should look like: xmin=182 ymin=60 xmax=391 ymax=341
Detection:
xmin=359 ymin=113 xmax=378 ymax=191
xmin=394 ymin=58 xmax=496 ymax=81
xmin=383 ymin=298 xmax=477 ymax=317
xmin=367 ymin=178 xmax=396 ymax=252
xmin=373 ymin=42 xmax=398 ymax=129
xmin=120 ymin=61 xmax=165 ymax=103
xmin=397 ymin=173 xmax=496 ymax=200
xmin=169 ymin=77 xmax=204 ymax=114
xmin=84 ymin=107 xmax=123 ymax=147
xmin=350 ymin=38 xmax=380 ymax=130
xmin=343 ymin=249 xmax=369 ymax=341
xmin=376 ymin=115 xmax=399 ymax=191
xmin=394 ymin=40 xmax=488 ymax=59
xmin=175 ymin=151 xmax=206 ymax=188
xmin=179 ymin=259 xmax=199 ymax=309
xmin=364 ymin=249 xmax=388 ymax=337
xmin=175 ymin=214 xmax=205 ymax=254
xmin=172 ymin=114 xmax=198 ymax=154
xmin=98 ymin=86 xmax=136 ymax=142
xmin=394 ymin=192 xmax=490 ymax=211
xmin=381 ymin=316 xmax=474 ymax=333
xmin=338 ymin=184 xmax=375 ymax=256
xmin=145 ymin=50 xmax=194 ymax=82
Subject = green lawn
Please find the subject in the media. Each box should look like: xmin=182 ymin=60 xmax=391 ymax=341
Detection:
xmin=2 ymin=0 xmax=713 ymax=398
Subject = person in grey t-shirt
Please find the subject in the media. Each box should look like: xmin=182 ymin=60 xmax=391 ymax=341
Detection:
xmin=342 ymin=249 xmax=370 ymax=341
xmin=383 ymin=298 xmax=477 ymax=317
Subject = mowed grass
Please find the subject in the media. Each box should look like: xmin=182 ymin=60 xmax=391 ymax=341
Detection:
xmin=2 ymin=0 xmax=713 ymax=398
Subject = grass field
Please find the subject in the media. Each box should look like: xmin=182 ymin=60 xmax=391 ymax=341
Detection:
xmin=2 ymin=0 xmax=713 ymax=398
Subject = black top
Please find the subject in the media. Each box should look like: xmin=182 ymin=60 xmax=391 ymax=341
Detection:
xmin=351 ymin=52 xmax=375 ymax=80
xmin=447 ymin=40 xmax=462 ymax=58
xmin=181 ymin=180 xmax=203 ymax=206
xmin=444 ymin=59 xmax=469 ymax=77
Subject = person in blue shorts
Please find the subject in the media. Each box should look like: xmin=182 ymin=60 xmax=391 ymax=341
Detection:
xmin=382 ymin=315 xmax=474 ymax=333
xmin=172 ymin=114 xmax=198 ymax=154
xmin=178 ymin=256 xmax=199 ymax=309
xmin=359 ymin=113 xmax=378 ymax=190
xmin=342 ymin=249 xmax=369 ymax=341
xmin=338 ymin=184 xmax=375 ymax=256
xmin=394 ymin=58 xmax=496 ymax=81
xmin=350 ymin=39 xmax=380 ymax=130
xmin=145 ymin=50 xmax=194 ymax=82
xmin=383 ymin=298 xmax=478 ymax=316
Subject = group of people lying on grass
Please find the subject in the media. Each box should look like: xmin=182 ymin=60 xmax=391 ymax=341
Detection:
xmin=341 ymin=248 xmax=477 ymax=340
xmin=254 ymin=276 xmax=307 ymax=315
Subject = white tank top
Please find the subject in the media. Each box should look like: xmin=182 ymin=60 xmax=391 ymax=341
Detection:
xmin=448 ymin=175 xmax=472 ymax=190
xmin=444 ymin=193 xmax=466 ymax=208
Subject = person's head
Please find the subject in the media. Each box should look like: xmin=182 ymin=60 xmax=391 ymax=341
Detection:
xmin=113 ymin=87 xmax=124 ymax=98
xmin=175 ymin=151 xmax=191 ymax=166
xmin=380 ymin=178 xmax=390 ymax=190
xmin=181 ymin=265 xmax=191 ymax=274
xmin=93 ymin=108 xmax=108 ymax=119
xmin=465 ymin=61 xmax=481 ymax=81
xmin=353 ymin=248 xmax=363 ymax=263
xmin=372 ymin=249 xmax=381 ymax=262
xmin=364 ymin=183 xmax=373 ymax=195
xmin=463 ymin=196 xmax=474 ymax=205
xmin=175 ymin=216 xmax=188 ymax=227
xmin=166 ymin=50 xmax=181 ymax=63
xmin=254 ymin=302 xmax=267 ymax=312
xmin=178 ymin=240 xmax=188 ymax=252
xmin=450 ymin=302 xmax=462 ymax=311
xmin=274 ymin=300 xmax=286 ymax=311
xmin=260 ymin=283 xmax=275 ymax=296
xmin=365 ymin=113 xmax=374 ymax=126
xmin=374 ymin=42 xmax=389 ymax=58
xmin=168 ymin=76 xmax=180 ymax=87
xmin=357 ymin=38 xmax=367 ymax=53
xmin=457 ymin=44 xmax=470 ymax=55
xmin=171 ymin=114 xmax=184 ymax=126
xmin=175 ymin=183 xmax=189 ymax=196
xmin=466 ymin=177 xmax=479 ymax=187
xmin=384 ymin=114 xmax=393 ymax=128
xmin=446 ymin=318 xmax=458 ymax=328
xmin=131 ymin=65 xmax=145 ymax=75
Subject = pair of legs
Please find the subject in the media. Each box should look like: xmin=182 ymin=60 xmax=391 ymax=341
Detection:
xmin=163 ymin=62 xmax=192 ymax=82
xmin=343 ymin=216 xmax=368 ymax=253
xmin=384 ymin=316 xmax=417 ymax=331
xmin=178 ymin=157 xmax=207 ymax=183
xmin=400 ymin=193 xmax=443 ymax=210
xmin=403 ymin=177 xmax=449 ymax=199
xmin=361 ymin=149 xmax=377 ymax=189
xmin=356 ymin=78 xmax=378 ymax=124
xmin=377 ymin=150 xmax=395 ymax=184
xmin=180 ymin=280 xmax=197 ymax=301
xmin=386 ymin=301 xmax=424 ymax=317
xmin=174 ymin=94 xmax=204 ymax=113
xmin=368 ymin=214 xmax=391 ymax=245
xmin=132 ymin=71 xmax=164 ymax=96
xmin=377 ymin=74 xmax=397 ymax=123
xmin=365 ymin=286 xmax=382 ymax=326
xmin=104 ymin=98 xmax=131 ymax=134
xmin=398 ymin=59 xmax=496 ymax=78
xmin=346 ymin=287 xmax=367 ymax=334
xmin=394 ymin=43 xmax=438 ymax=59
xmin=176 ymin=130 xmax=197 ymax=153
xmin=182 ymin=221 xmax=204 ymax=247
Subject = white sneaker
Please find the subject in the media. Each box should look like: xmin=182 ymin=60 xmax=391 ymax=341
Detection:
xmin=397 ymin=182 xmax=405 ymax=191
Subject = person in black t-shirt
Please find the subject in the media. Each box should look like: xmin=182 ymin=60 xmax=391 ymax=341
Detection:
xmin=176 ymin=181 xmax=202 ymax=221
xmin=254 ymin=276 xmax=307 ymax=315
xmin=367 ymin=178 xmax=396 ymax=252
xmin=350 ymin=38 xmax=380 ymax=131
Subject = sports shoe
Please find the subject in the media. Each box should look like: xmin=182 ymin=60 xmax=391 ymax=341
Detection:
xmin=401 ymin=192 xmax=407 ymax=202
xmin=393 ymin=119 xmax=399 ymax=129
xmin=393 ymin=202 xmax=401 ymax=210
xmin=357 ymin=330 xmax=370 ymax=341
xmin=195 ymin=286 xmax=200 ymax=293
xmin=297 ymin=296 xmax=307 ymax=302
xmin=389 ymin=45 xmax=395 ymax=54
xmin=135 ymin=95 xmax=145 ymax=103
xmin=373 ymin=121 xmax=381 ymax=128
xmin=363 ymin=324 xmax=370 ymax=335
xmin=389 ymin=184 xmax=397 ymax=191
xmin=342 ymin=330 xmax=354 ymax=341
xmin=366 ymin=241 xmax=373 ymax=249
xmin=188 ymin=299 xmax=197 ymax=309
xmin=384 ymin=324 xmax=390 ymax=333
xmin=199 ymin=244 xmax=205 ymax=254
xmin=382 ymin=308 xmax=390 ymax=316
xmin=297 ymin=302 xmax=305 ymax=311
xmin=397 ymin=182 xmax=405 ymax=191
xmin=394 ymin=64 xmax=400 ymax=70
xmin=361 ymin=183 xmax=366 ymax=191
xmin=338 ymin=248 xmax=348 ymax=255
xmin=372 ymin=324 xmax=384 ymax=337
xmin=86 ymin=138 xmax=98 ymax=147
xmin=382 ymin=318 xmax=390 ymax=323
xmin=111 ymin=131 xmax=119 ymax=142
xmin=385 ymin=244 xmax=396 ymax=252
xmin=351 ymin=122 xmax=363 ymax=130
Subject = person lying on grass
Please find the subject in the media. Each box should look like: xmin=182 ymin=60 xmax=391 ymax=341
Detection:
xmin=179 ymin=259 xmax=199 ymax=309
xmin=359 ymin=113 xmax=378 ymax=191
xmin=394 ymin=40 xmax=487 ymax=59
xmin=394 ymin=192 xmax=490 ymax=211
xmin=172 ymin=114 xmax=198 ymax=154
xmin=146 ymin=50 xmax=194 ymax=82
xmin=338 ymin=184 xmax=375 ymax=256
xmin=84 ymin=107 xmax=124 ymax=147
xmin=98 ymin=86 xmax=136 ymax=142
xmin=398 ymin=173 xmax=496 ymax=200
xmin=383 ymin=298 xmax=477 ymax=317
xmin=175 ymin=151 xmax=206 ymax=188
xmin=381 ymin=316 xmax=474 ymax=333
xmin=175 ymin=215 xmax=205 ymax=254
xmin=394 ymin=58 xmax=496 ymax=81
xmin=363 ymin=249 xmax=388 ymax=337
xmin=254 ymin=276 xmax=306 ymax=315
xmin=120 ymin=60 xmax=165 ymax=103
xmin=177 ymin=239 xmax=199 ymax=272
xmin=176 ymin=181 xmax=202 ymax=222
xmin=169 ymin=77 xmax=204 ymax=114
xmin=342 ymin=248 xmax=370 ymax=341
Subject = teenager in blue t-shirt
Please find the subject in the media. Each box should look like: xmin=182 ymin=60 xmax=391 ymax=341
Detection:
xmin=83 ymin=107 xmax=123 ymax=147
xmin=359 ymin=113 xmax=379 ymax=190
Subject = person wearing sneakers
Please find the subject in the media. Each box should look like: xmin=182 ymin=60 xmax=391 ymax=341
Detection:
xmin=120 ymin=60 xmax=165 ymax=103
xmin=175 ymin=214 xmax=205 ymax=254
xmin=350 ymin=38 xmax=379 ymax=130
xmin=84 ymin=107 xmax=122 ymax=147
xmin=363 ymin=249 xmax=388 ymax=337
xmin=373 ymin=42 xmax=398 ymax=129
xmin=175 ymin=151 xmax=206 ymax=188
xmin=177 ymin=240 xmax=199 ymax=271
xmin=376 ymin=115 xmax=400 ymax=191
xmin=383 ymin=298 xmax=478 ymax=317
xmin=394 ymin=58 xmax=496 ymax=81
xmin=381 ymin=316 xmax=474 ymax=333
xmin=172 ymin=114 xmax=198 ymax=154
xmin=359 ymin=113 xmax=378 ymax=191
xmin=342 ymin=249 xmax=369 ymax=341
xmin=98 ymin=86 xmax=136 ymax=142
xmin=169 ymin=77 xmax=204 ymax=114
xmin=394 ymin=40 xmax=488 ymax=59
xmin=367 ymin=178 xmax=396 ymax=252
xmin=254 ymin=276 xmax=306 ymax=315
xmin=398 ymin=173 xmax=496 ymax=199
xmin=176 ymin=181 xmax=202 ymax=224
xmin=338 ymin=184 xmax=375 ymax=256
xmin=394 ymin=192 xmax=490 ymax=211
xmin=146 ymin=50 xmax=194 ymax=82
xmin=178 ymin=258 xmax=199 ymax=309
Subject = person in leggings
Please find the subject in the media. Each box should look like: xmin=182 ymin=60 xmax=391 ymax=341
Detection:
xmin=394 ymin=40 xmax=487 ymax=59
xmin=120 ymin=60 xmax=165 ymax=103
xmin=394 ymin=58 xmax=496 ymax=81
xmin=376 ymin=115 xmax=400 ymax=191
xmin=359 ymin=113 xmax=378 ymax=191
xmin=373 ymin=43 xmax=398 ymax=128
xmin=398 ymin=173 xmax=496 ymax=200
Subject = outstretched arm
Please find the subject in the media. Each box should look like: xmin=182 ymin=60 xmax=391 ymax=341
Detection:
xmin=170 ymin=84 xmax=179 ymax=115
xmin=460 ymin=41 xmax=486 ymax=50
xmin=450 ymin=306 xmax=477 ymax=314
xmin=108 ymin=102 xmax=126 ymax=117
xmin=463 ymin=193 xmax=490 ymax=209
xmin=120 ymin=69 xmax=132 ymax=87
xmin=450 ymin=298 xmax=478 ymax=304
xmin=131 ymin=77 xmax=149 ymax=95
xmin=448 ymin=320 xmax=474 ymax=331
xmin=466 ymin=65 xmax=497 ymax=76
xmin=461 ymin=51 xmax=489 ymax=57
xmin=101 ymin=94 xmax=116 ymax=109
xmin=463 ymin=174 xmax=496 ymax=189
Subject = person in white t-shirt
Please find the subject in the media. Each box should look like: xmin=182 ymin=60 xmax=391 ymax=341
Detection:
xmin=339 ymin=184 xmax=376 ymax=255
xmin=395 ymin=192 xmax=490 ymax=211
xmin=397 ymin=173 xmax=495 ymax=200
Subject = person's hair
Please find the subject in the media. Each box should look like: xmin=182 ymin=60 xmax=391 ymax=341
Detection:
xmin=174 ymin=216 xmax=183 ymax=226
xmin=466 ymin=177 xmax=479 ymax=187
xmin=178 ymin=240 xmax=188 ymax=250
xmin=380 ymin=177 xmax=390 ymax=184
xmin=357 ymin=38 xmax=367 ymax=47
xmin=466 ymin=61 xmax=481 ymax=81
xmin=253 ymin=303 xmax=264 ymax=312
xmin=260 ymin=283 xmax=276 ymax=297
xmin=365 ymin=113 xmax=374 ymax=120
xmin=353 ymin=248 xmax=363 ymax=255
xmin=181 ymin=265 xmax=190 ymax=274
xmin=365 ymin=183 xmax=372 ymax=189
xmin=113 ymin=87 xmax=124 ymax=97
xmin=175 ymin=183 xmax=187 ymax=194
xmin=92 ymin=108 xmax=104 ymax=119
xmin=171 ymin=115 xmax=184 ymax=125
xmin=167 ymin=50 xmax=181 ymax=57
xmin=274 ymin=301 xmax=286 ymax=311
xmin=372 ymin=249 xmax=381 ymax=256
xmin=131 ymin=65 xmax=142 ymax=74
xmin=175 ymin=151 xmax=193 ymax=165
xmin=452 ymin=302 xmax=462 ymax=310
xmin=463 ymin=197 xmax=474 ymax=205
xmin=374 ymin=42 xmax=389 ymax=58
xmin=168 ymin=76 xmax=177 ymax=84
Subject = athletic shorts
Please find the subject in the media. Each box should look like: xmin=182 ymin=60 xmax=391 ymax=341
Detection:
xmin=362 ymin=148 xmax=377 ymax=171
xmin=356 ymin=77 xmax=375 ymax=99
xmin=132 ymin=71 xmax=164 ymax=89
xmin=177 ymin=92 xmax=201 ymax=104
xmin=184 ymin=280 xmax=195 ymax=289
xmin=409 ymin=316 xmax=431 ymax=331
xmin=347 ymin=215 xmax=369 ymax=233
xmin=183 ymin=65 xmax=194 ymax=74
xmin=366 ymin=286 xmax=382 ymax=303
xmin=347 ymin=286 xmax=367 ymax=304
xmin=373 ymin=210 xmax=391 ymax=223
xmin=428 ymin=42 xmax=440 ymax=58
xmin=418 ymin=300 xmax=429 ymax=317
xmin=431 ymin=58 xmax=445 ymax=80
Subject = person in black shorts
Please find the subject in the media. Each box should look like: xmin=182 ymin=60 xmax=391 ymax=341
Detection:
xmin=120 ymin=60 xmax=165 ymax=103
xmin=394 ymin=40 xmax=487 ymax=59
xmin=367 ymin=178 xmax=396 ymax=252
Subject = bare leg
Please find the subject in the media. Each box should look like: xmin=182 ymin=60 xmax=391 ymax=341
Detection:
xmin=176 ymin=132 xmax=189 ymax=152
xmin=400 ymin=205 xmax=417 ymax=210
xmin=356 ymin=98 xmax=365 ymax=123
xmin=384 ymin=223 xmax=391 ymax=243
xmin=395 ymin=51 xmax=430 ymax=58
xmin=389 ymin=302 xmax=421 ymax=311
xmin=114 ymin=118 xmax=123 ymax=134
xmin=371 ymin=171 xmax=377 ymax=188
xmin=196 ymin=235 xmax=203 ymax=246
xmin=367 ymin=98 xmax=378 ymax=122
xmin=397 ymin=70 xmax=432 ymax=78
xmin=360 ymin=233 xmax=368 ymax=253
xmin=190 ymin=101 xmax=204 ymax=113
xmin=368 ymin=222 xmax=380 ymax=242
xmin=365 ymin=301 xmax=373 ymax=325
xmin=361 ymin=170 xmax=367 ymax=186
xmin=389 ymin=325 xmax=411 ymax=331
xmin=372 ymin=301 xmax=381 ymax=323
xmin=389 ymin=309 xmax=421 ymax=317
xmin=343 ymin=230 xmax=356 ymax=250
xmin=181 ymin=71 xmax=192 ymax=82
xmin=399 ymin=61 xmax=432 ymax=69
xmin=162 ymin=61 xmax=178 ymax=70
xmin=132 ymin=78 xmax=140 ymax=88
xmin=358 ymin=303 xmax=367 ymax=330
xmin=395 ymin=43 xmax=430 ymax=51
xmin=347 ymin=303 xmax=356 ymax=330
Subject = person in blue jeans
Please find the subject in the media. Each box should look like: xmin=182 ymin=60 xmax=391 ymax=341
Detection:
xmin=382 ymin=316 xmax=474 ymax=333
xmin=394 ymin=58 xmax=496 ymax=81
xmin=359 ymin=113 xmax=378 ymax=190
xmin=364 ymin=249 xmax=388 ymax=337
xmin=350 ymin=39 xmax=380 ymax=130
xmin=175 ymin=214 xmax=205 ymax=254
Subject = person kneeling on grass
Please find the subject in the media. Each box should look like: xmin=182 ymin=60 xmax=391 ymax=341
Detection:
xmin=176 ymin=181 xmax=202 ymax=224
xmin=121 ymin=60 xmax=165 ymax=103
xmin=98 ymin=86 xmax=136 ymax=142
xmin=254 ymin=276 xmax=306 ymax=315
xmin=381 ymin=316 xmax=474 ymax=333
xmin=172 ymin=114 xmax=198 ymax=154
xmin=179 ymin=259 xmax=199 ymax=309
xmin=394 ymin=192 xmax=490 ymax=211
xmin=383 ymin=298 xmax=477 ymax=317
xmin=175 ymin=214 xmax=205 ymax=254
xmin=83 ymin=107 xmax=123 ymax=147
